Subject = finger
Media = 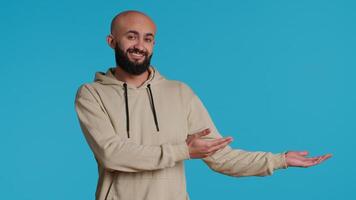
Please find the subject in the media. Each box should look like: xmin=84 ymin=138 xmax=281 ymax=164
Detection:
xmin=306 ymin=154 xmax=332 ymax=164
xmin=195 ymin=128 xmax=211 ymax=138
xmin=302 ymin=161 xmax=318 ymax=168
xmin=208 ymin=139 xmax=232 ymax=153
xmin=302 ymin=157 xmax=320 ymax=162
xmin=301 ymin=154 xmax=333 ymax=167
xmin=323 ymin=153 xmax=333 ymax=159
xmin=296 ymin=151 xmax=309 ymax=157
xmin=317 ymin=154 xmax=333 ymax=163
xmin=208 ymin=137 xmax=233 ymax=147
xmin=298 ymin=158 xmax=322 ymax=167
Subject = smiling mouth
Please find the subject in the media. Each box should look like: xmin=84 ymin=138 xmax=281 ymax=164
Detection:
xmin=127 ymin=49 xmax=146 ymax=60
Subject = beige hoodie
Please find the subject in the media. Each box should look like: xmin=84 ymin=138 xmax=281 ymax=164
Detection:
xmin=75 ymin=66 xmax=287 ymax=200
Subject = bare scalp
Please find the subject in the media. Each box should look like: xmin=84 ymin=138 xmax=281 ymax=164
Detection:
xmin=110 ymin=10 xmax=157 ymax=35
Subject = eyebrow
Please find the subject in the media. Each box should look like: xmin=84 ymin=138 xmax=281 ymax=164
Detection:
xmin=145 ymin=33 xmax=154 ymax=38
xmin=125 ymin=30 xmax=154 ymax=37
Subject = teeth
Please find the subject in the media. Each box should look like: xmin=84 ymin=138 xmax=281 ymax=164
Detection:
xmin=130 ymin=52 xmax=144 ymax=57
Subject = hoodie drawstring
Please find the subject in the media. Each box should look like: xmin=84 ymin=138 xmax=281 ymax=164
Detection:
xmin=122 ymin=83 xmax=160 ymax=138
xmin=123 ymin=83 xmax=130 ymax=138
xmin=147 ymin=84 xmax=160 ymax=132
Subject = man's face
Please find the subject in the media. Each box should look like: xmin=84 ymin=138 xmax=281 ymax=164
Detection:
xmin=109 ymin=13 xmax=156 ymax=75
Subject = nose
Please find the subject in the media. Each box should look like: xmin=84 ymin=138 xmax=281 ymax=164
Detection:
xmin=133 ymin=38 xmax=145 ymax=52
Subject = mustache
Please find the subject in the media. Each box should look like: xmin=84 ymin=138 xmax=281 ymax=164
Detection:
xmin=126 ymin=48 xmax=148 ymax=56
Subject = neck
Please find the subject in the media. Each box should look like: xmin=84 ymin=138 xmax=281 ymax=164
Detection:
xmin=114 ymin=67 xmax=150 ymax=88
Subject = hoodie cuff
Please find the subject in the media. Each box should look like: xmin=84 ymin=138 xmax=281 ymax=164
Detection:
xmin=172 ymin=143 xmax=190 ymax=162
xmin=272 ymin=152 xmax=288 ymax=170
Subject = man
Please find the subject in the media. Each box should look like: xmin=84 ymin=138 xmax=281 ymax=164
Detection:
xmin=75 ymin=10 xmax=332 ymax=200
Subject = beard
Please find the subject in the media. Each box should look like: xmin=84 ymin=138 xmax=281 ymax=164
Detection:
xmin=114 ymin=43 xmax=153 ymax=75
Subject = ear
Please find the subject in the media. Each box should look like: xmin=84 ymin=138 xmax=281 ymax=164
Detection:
xmin=107 ymin=34 xmax=116 ymax=49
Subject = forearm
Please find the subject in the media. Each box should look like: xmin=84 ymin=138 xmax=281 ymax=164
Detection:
xmin=204 ymin=146 xmax=287 ymax=177
xmin=82 ymin=124 xmax=189 ymax=172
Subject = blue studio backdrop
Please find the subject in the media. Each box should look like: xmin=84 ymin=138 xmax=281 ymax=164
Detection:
xmin=1 ymin=0 xmax=355 ymax=199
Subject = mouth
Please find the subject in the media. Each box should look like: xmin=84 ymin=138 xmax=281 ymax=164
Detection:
xmin=127 ymin=49 xmax=146 ymax=61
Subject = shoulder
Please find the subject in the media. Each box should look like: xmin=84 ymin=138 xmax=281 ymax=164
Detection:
xmin=162 ymin=79 xmax=195 ymax=94
xmin=159 ymin=79 xmax=197 ymax=105
xmin=75 ymin=82 xmax=101 ymax=102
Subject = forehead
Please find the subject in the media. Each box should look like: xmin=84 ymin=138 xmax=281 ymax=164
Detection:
xmin=114 ymin=14 xmax=156 ymax=36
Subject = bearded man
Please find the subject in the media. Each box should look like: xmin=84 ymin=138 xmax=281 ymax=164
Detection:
xmin=74 ymin=10 xmax=331 ymax=200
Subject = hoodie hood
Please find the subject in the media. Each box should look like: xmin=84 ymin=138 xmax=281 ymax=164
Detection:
xmin=94 ymin=66 xmax=165 ymax=89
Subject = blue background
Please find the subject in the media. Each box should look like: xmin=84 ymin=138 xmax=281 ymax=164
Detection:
xmin=1 ymin=0 xmax=355 ymax=199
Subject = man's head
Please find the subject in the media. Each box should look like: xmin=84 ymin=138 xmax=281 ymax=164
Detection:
xmin=107 ymin=10 xmax=156 ymax=75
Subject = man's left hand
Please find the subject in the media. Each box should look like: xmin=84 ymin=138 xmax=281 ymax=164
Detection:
xmin=285 ymin=151 xmax=332 ymax=168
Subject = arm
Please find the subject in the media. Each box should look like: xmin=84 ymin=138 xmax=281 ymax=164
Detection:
xmin=187 ymin=94 xmax=287 ymax=177
xmin=75 ymin=84 xmax=189 ymax=172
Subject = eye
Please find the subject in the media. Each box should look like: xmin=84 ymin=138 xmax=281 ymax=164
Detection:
xmin=127 ymin=34 xmax=136 ymax=40
xmin=145 ymin=38 xmax=153 ymax=43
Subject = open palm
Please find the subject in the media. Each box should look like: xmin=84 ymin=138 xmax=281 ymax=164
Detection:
xmin=285 ymin=151 xmax=332 ymax=168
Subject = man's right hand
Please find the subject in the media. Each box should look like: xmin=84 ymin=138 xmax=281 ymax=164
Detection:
xmin=186 ymin=128 xmax=233 ymax=159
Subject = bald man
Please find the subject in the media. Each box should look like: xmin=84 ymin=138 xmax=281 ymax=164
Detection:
xmin=75 ymin=10 xmax=332 ymax=200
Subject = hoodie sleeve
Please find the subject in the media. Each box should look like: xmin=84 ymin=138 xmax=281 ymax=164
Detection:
xmin=75 ymin=84 xmax=189 ymax=172
xmin=187 ymin=93 xmax=288 ymax=177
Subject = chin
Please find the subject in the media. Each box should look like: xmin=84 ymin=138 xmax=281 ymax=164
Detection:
xmin=132 ymin=59 xmax=145 ymax=64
